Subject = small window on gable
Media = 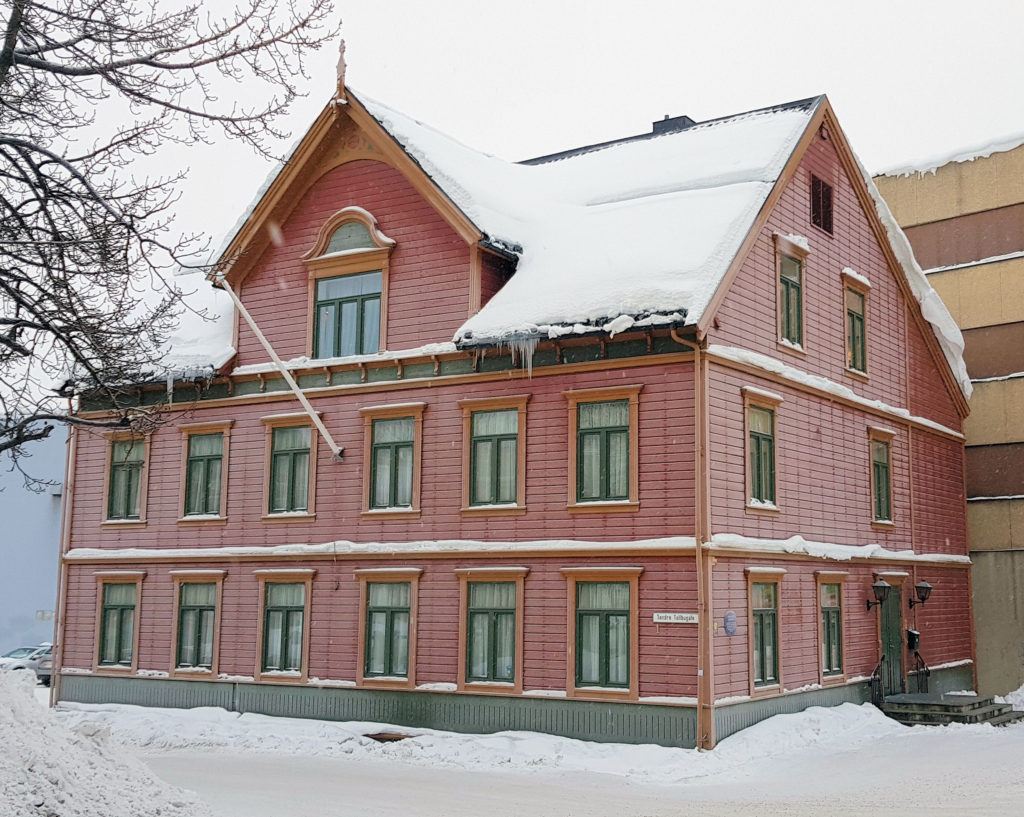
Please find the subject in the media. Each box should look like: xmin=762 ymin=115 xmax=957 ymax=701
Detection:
xmin=326 ymin=221 xmax=374 ymax=254
xmin=811 ymin=176 xmax=833 ymax=235
xmin=303 ymin=207 xmax=395 ymax=361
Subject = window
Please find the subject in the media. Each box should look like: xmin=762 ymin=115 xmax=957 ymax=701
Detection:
xmin=467 ymin=582 xmax=516 ymax=682
xmin=774 ymin=233 xmax=809 ymax=352
xmin=561 ymin=567 xmax=642 ymax=698
xmin=456 ymin=567 xmax=528 ymax=691
xmin=176 ymin=583 xmax=216 ymax=669
xmin=751 ymin=581 xmax=778 ymax=688
xmin=261 ymin=413 xmax=318 ymax=518
xmin=371 ymin=418 xmax=413 ymax=509
xmin=459 ymin=396 xmax=529 ymax=514
xmin=254 ymin=569 xmax=314 ymax=679
xmin=576 ymin=582 xmax=629 ymax=688
xmin=845 ymin=288 xmax=866 ymax=372
xmin=360 ymin=403 xmax=425 ymax=516
xmin=185 ymin=434 xmax=223 ymax=516
xmin=872 ymin=438 xmax=892 ymax=522
xmin=107 ymin=438 xmax=145 ymax=521
xmin=262 ymin=582 xmax=305 ymax=672
xmin=811 ymin=175 xmax=833 ymax=234
xmin=820 ymin=582 xmax=843 ymax=676
xmin=563 ymin=386 xmax=642 ymax=511
xmin=303 ymin=207 xmax=395 ymax=360
xmin=314 ymin=271 xmax=382 ymax=358
xmin=779 ymin=254 xmax=803 ymax=347
xmin=356 ymin=568 xmax=420 ymax=687
xmin=365 ymin=582 xmax=411 ymax=678
xmin=748 ymin=406 xmax=776 ymax=504
xmin=94 ymin=571 xmax=144 ymax=671
xmin=99 ymin=583 xmax=137 ymax=666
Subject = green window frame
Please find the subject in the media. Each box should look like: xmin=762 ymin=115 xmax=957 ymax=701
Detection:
xmin=752 ymin=582 xmax=778 ymax=687
xmin=820 ymin=583 xmax=843 ymax=676
xmin=577 ymin=400 xmax=629 ymax=503
xmin=365 ymin=582 xmax=411 ymax=678
xmin=779 ymin=254 xmax=803 ymax=346
xmin=176 ymin=582 xmax=216 ymax=669
xmin=846 ymin=287 xmax=866 ymax=372
xmin=872 ymin=439 xmax=892 ymax=522
xmin=470 ymin=409 xmax=518 ymax=506
xmin=262 ymin=582 xmax=305 ymax=672
xmin=748 ymin=406 xmax=776 ymax=504
xmin=466 ymin=582 xmax=516 ymax=682
xmin=575 ymin=581 xmax=629 ymax=688
xmin=314 ymin=270 xmax=382 ymax=358
xmin=269 ymin=425 xmax=311 ymax=514
xmin=371 ymin=417 xmax=414 ymax=509
xmin=107 ymin=438 xmax=144 ymax=520
xmin=99 ymin=583 xmax=136 ymax=666
xmin=184 ymin=433 xmax=223 ymax=516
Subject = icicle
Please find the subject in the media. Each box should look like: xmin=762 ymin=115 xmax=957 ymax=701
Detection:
xmin=502 ymin=336 xmax=539 ymax=377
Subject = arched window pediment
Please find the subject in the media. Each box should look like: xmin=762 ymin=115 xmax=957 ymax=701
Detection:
xmin=302 ymin=206 xmax=395 ymax=262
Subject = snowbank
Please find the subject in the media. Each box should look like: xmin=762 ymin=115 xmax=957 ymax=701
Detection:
xmin=0 ymin=671 xmax=209 ymax=817
xmin=54 ymin=696 xmax=906 ymax=786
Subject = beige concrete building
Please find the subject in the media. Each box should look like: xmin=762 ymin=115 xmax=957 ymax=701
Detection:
xmin=877 ymin=139 xmax=1024 ymax=695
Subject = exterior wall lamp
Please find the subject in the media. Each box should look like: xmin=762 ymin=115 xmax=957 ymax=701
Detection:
xmin=908 ymin=580 xmax=933 ymax=608
xmin=865 ymin=578 xmax=891 ymax=611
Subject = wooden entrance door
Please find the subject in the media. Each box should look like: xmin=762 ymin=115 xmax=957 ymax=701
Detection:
xmin=880 ymin=584 xmax=904 ymax=696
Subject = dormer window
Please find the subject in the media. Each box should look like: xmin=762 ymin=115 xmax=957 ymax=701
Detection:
xmin=302 ymin=207 xmax=395 ymax=360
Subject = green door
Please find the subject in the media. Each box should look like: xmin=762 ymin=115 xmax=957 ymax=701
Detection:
xmin=880 ymin=585 xmax=904 ymax=696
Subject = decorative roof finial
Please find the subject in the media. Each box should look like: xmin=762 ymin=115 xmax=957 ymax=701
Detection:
xmin=335 ymin=38 xmax=348 ymax=103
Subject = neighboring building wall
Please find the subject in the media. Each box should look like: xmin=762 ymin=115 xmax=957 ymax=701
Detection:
xmin=876 ymin=142 xmax=1024 ymax=695
xmin=0 ymin=432 xmax=65 ymax=650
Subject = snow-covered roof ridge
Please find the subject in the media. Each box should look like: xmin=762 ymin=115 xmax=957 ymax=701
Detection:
xmin=876 ymin=130 xmax=1024 ymax=178
xmin=355 ymin=89 xmax=820 ymax=347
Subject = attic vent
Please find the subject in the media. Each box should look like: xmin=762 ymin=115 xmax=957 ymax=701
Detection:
xmin=652 ymin=114 xmax=697 ymax=134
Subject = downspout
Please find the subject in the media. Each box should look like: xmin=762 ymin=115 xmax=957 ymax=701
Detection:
xmin=51 ymin=422 xmax=76 ymax=707
xmin=671 ymin=329 xmax=716 ymax=749
xmin=214 ymin=274 xmax=344 ymax=460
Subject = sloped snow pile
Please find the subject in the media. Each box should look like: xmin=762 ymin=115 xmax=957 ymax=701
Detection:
xmin=995 ymin=682 xmax=1024 ymax=711
xmin=57 ymin=697 xmax=904 ymax=786
xmin=0 ymin=672 xmax=210 ymax=817
xmin=56 ymin=701 xmax=380 ymax=758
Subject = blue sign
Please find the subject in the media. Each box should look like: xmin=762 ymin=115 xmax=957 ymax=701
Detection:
xmin=723 ymin=611 xmax=738 ymax=636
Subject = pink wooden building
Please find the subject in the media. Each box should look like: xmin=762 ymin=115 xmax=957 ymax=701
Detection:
xmin=53 ymin=82 xmax=973 ymax=749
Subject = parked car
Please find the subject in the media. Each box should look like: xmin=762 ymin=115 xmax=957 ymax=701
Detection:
xmin=35 ymin=649 xmax=53 ymax=686
xmin=0 ymin=644 xmax=52 ymax=681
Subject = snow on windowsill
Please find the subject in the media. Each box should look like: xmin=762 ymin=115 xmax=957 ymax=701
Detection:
xmin=415 ymin=683 xmax=458 ymax=692
xmin=708 ymin=344 xmax=964 ymax=437
xmin=777 ymin=338 xmax=804 ymax=353
xmin=260 ymin=670 xmax=301 ymax=678
xmin=746 ymin=499 xmax=779 ymax=511
xmin=218 ymin=674 xmax=255 ymax=682
xmin=929 ymin=659 xmax=973 ymax=671
xmin=714 ymin=695 xmax=752 ymax=705
xmin=60 ymin=667 xmax=92 ymax=675
xmin=307 ymin=677 xmax=356 ymax=687
xmin=136 ymin=670 xmax=170 ymax=678
xmin=522 ymin=689 xmax=567 ymax=698
xmin=639 ymin=695 xmax=698 ymax=705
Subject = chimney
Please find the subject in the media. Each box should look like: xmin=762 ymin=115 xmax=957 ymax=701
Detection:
xmin=652 ymin=114 xmax=697 ymax=134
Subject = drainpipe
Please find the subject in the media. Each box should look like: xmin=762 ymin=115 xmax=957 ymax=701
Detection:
xmin=51 ymin=422 xmax=76 ymax=707
xmin=214 ymin=274 xmax=344 ymax=461
xmin=671 ymin=329 xmax=716 ymax=750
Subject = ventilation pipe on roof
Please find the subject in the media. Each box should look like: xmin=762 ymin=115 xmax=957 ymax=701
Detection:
xmin=214 ymin=273 xmax=344 ymax=461
xmin=652 ymin=114 xmax=698 ymax=134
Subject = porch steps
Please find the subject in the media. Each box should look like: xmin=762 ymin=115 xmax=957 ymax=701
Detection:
xmin=882 ymin=692 xmax=1024 ymax=727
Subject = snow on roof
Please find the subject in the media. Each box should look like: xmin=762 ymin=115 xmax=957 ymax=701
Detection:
xmin=876 ymin=130 xmax=1024 ymax=178
xmin=359 ymin=92 xmax=819 ymax=345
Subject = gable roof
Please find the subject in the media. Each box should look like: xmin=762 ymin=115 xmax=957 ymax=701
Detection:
xmin=359 ymin=92 xmax=820 ymax=346
xmin=177 ymin=88 xmax=969 ymax=402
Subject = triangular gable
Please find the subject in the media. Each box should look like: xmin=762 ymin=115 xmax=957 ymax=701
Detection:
xmin=698 ymin=98 xmax=971 ymax=415
xmin=215 ymin=90 xmax=485 ymax=288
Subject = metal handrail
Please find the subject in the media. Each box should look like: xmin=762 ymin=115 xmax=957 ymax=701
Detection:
xmin=910 ymin=650 xmax=931 ymax=694
xmin=870 ymin=654 xmax=886 ymax=707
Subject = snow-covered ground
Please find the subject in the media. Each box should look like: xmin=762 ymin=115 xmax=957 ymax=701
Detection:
xmin=5 ymin=671 xmax=1024 ymax=816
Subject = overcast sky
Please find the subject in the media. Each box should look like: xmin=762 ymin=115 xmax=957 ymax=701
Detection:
xmin=167 ymin=0 xmax=1023 ymax=252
